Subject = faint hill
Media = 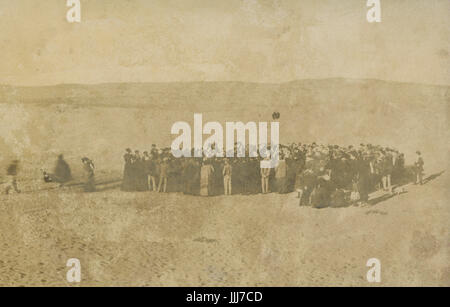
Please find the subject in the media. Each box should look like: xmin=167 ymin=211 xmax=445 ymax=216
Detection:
xmin=0 ymin=78 xmax=448 ymax=172
xmin=0 ymin=78 xmax=448 ymax=111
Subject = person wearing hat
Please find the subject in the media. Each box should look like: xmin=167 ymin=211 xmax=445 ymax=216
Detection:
xmin=414 ymin=151 xmax=424 ymax=185
xmin=121 ymin=148 xmax=134 ymax=191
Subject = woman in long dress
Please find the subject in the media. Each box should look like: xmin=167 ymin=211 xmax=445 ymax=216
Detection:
xmin=82 ymin=157 xmax=96 ymax=192
xmin=275 ymin=157 xmax=288 ymax=193
xmin=200 ymin=159 xmax=214 ymax=196
xmin=121 ymin=149 xmax=134 ymax=191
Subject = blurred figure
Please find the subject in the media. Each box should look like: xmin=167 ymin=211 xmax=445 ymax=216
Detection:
xmin=134 ymin=150 xmax=148 ymax=191
xmin=381 ymin=149 xmax=394 ymax=193
xmin=275 ymin=154 xmax=288 ymax=193
xmin=41 ymin=169 xmax=53 ymax=183
xmin=158 ymin=157 xmax=169 ymax=193
xmin=200 ymin=159 xmax=214 ymax=196
xmin=222 ymin=159 xmax=232 ymax=195
xmin=81 ymin=157 xmax=96 ymax=192
xmin=144 ymin=151 xmax=157 ymax=191
xmin=260 ymin=157 xmax=271 ymax=194
xmin=414 ymin=151 xmax=424 ymax=185
xmin=4 ymin=160 xmax=21 ymax=195
xmin=53 ymin=154 xmax=72 ymax=187
xmin=121 ymin=148 xmax=134 ymax=191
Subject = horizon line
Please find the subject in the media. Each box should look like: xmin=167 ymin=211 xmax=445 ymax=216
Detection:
xmin=1 ymin=77 xmax=449 ymax=88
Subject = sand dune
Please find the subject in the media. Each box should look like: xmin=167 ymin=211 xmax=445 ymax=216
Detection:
xmin=0 ymin=168 xmax=447 ymax=286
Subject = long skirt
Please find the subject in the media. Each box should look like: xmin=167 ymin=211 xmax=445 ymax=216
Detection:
xmin=84 ymin=176 xmax=96 ymax=192
xmin=276 ymin=177 xmax=288 ymax=194
xmin=121 ymin=165 xmax=134 ymax=191
xmin=200 ymin=169 xmax=212 ymax=196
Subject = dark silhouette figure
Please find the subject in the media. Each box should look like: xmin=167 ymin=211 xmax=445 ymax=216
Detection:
xmin=4 ymin=160 xmax=21 ymax=194
xmin=53 ymin=154 xmax=73 ymax=186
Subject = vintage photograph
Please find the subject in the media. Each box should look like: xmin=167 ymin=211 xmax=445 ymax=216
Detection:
xmin=0 ymin=0 xmax=448 ymax=288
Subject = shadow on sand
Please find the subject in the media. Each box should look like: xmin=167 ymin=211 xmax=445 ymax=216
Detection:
xmin=422 ymin=170 xmax=445 ymax=185
xmin=367 ymin=170 xmax=445 ymax=206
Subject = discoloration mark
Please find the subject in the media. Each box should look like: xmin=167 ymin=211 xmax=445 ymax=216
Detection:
xmin=410 ymin=231 xmax=441 ymax=260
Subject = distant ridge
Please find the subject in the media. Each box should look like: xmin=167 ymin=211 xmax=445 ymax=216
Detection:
xmin=0 ymin=78 xmax=448 ymax=110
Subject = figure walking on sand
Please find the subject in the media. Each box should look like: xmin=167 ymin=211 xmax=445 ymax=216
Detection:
xmin=53 ymin=154 xmax=73 ymax=187
xmin=414 ymin=151 xmax=424 ymax=185
xmin=82 ymin=157 xmax=96 ymax=192
xmin=4 ymin=160 xmax=21 ymax=195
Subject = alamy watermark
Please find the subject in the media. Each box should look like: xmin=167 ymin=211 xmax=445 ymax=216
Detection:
xmin=366 ymin=258 xmax=381 ymax=283
xmin=367 ymin=0 xmax=381 ymax=23
xmin=66 ymin=258 xmax=81 ymax=283
xmin=170 ymin=114 xmax=280 ymax=168
xmin=66 ymin=0 xmax=81 ymax=23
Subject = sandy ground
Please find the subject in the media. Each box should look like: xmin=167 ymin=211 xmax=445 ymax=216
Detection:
xmin=0 ymin=170 xmax=448 ymax=287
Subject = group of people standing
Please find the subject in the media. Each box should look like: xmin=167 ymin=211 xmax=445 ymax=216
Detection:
xmin=1 ymin=143 xmax=425 ymax=206
xmin=120 ymin=142 xmax=423 ymax=208
xmin=121 ymin=147 xmax=170 ymax=193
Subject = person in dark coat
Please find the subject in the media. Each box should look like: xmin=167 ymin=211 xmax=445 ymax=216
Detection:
xmin=249 ymin=157 xmax=261 ymax=194
xmin=231 ymin=158 xmax=242 ymax=195
xmin=298 ymin=169 xmax=317 ymax=206
xmin=182 ymin=159 xmax=194 ymax=195
xmin=357 ymin=154 xmax=373 ymax=203
xmin=53 ymin=154 xmax=72 ymax=187
xmin=134 ymin=150 xmax=148 ymax=191
xmin=275 ymin=156 xmax=288 ymax=194
xmin=191 ymin=159 xmax=201 ymax=196
xmin=81 ymin=157 xmax=96 ymax=192
xmin=121 ymin=148 xmax=134 ymax=191
xmin=158 ymin=157 xmax=169 ymax=193
xmin=393 ymin=152 xmax=405 ymax=184
xmin=381 ymin=150 xmax=394 ymax=192
xmin=286 ymin=158 xmax=300 ymax=193
xmin=4 ymin=160 xmax=21 ymax=194
xmin=211 ymin=158 xmax=223 ymax=196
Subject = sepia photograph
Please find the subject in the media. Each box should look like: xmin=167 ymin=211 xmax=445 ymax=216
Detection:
xmin=0 ymin=0 xmax=448 ymax=293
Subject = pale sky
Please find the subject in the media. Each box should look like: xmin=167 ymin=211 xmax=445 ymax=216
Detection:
xmin=0 ymin=0 xmax=448 ymax=86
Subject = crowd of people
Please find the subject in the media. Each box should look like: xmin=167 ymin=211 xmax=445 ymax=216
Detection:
xmin=120 ymin=142 xmax=424 ymax=208
xmin=1 ymin=142 xmax=425 ymax=209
